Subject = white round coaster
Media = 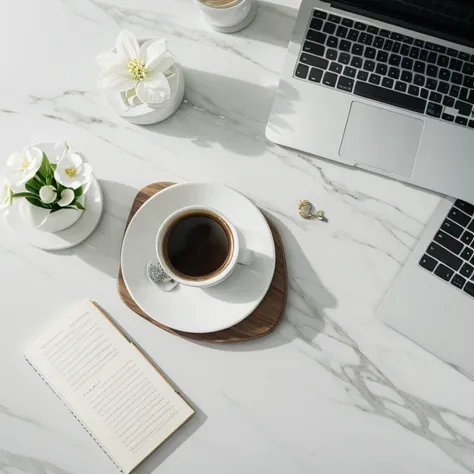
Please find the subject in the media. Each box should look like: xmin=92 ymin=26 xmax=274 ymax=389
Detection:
xmin=5 ymin=176 xmax=103 ymax=250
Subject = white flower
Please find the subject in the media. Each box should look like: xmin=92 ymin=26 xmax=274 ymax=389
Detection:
xmin=97 ymin=30 xmax=175 ymax=105
xmin=6 ymin=146 xmax=43 ymax=191
xmin=54 ymin=151 xmax=92 ymax=190
xmin=0 ymin=178 xmax=13 ymax=210
xmin=39 ymin=185 xmax=57 ymax=204
xmin=58 ymin=189 xmax=75 ymax=207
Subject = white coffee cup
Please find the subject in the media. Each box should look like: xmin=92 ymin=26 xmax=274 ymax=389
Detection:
xmin=193 ymin=0 xmax=253 ymax=29
xmin=156 ymin=205 xmax=254 ymax=288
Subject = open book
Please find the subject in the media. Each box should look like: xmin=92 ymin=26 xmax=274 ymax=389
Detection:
xmin=25 ymin=301 xmax=194 ymax=473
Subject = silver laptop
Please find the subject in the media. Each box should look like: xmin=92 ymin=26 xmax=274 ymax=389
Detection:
xmin=266 ymin=0 xmax=474 ymax=203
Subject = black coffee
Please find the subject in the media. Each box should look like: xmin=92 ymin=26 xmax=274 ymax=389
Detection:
xmin=165 ymin=213 xmax=231 ymax=278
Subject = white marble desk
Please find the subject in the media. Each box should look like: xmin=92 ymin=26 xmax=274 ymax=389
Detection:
xmin=1 ymin=1 xmax=474 ymax=473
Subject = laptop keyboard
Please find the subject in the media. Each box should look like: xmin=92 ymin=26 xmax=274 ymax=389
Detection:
xmin=295 ymin=9 xmax=474 ymax=128
xmin=420 ymin=199 xmax=474 ymax=297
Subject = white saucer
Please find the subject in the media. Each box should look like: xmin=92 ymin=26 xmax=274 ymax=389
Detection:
xmin=6 ymin=175 xmax=103 ymax=251
xmin=121 ymin=183 xmax=276 ymax=333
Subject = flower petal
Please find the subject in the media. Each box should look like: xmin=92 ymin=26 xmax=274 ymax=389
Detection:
xmin=136 ymin=72 xmax=171 ymax=105
xmin=39 ymin=185 xmax=57 ymax=204
xmin=140 ymin=38 xmax=168 ymax=70
xmin=116 ymin=29 xmax=139 ymax=61
xmin=58 ymin=189 xmax=75 ymax=207
xmin=98 ymin=69 xmax=136 ymax=91
xmin=96 ymin=50 xmax=123 ymax=69
xmin=152 ymin=53 xmax=175 ymax=74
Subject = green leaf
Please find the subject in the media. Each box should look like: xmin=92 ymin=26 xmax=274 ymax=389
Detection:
xmin=34 ymin=174 xmax=45 ymax=186
xmin=74 ymin=201 xmax=86 ymax=211
xmin=50 ymin=163 xmax=57 ymax=170
xmin=37 ymin=152 xmax=54 ymax=183
xmin=25 ymin=182 xmax=39 ymax=194
xmin=74 ymin=186 xmax=84 ymax=198
xmin=26 ymin=177 xmax=41 ymax=191
xmin=26 ymin=196 xmax=49 ymax=209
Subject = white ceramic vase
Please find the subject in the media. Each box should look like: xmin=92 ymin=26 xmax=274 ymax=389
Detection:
xmin=104 ymin=40 xmax=185 ymax=126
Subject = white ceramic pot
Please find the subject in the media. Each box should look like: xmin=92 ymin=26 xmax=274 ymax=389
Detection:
xmin=104 ymin=40 xmax=185 ymax=126
xmin=194 ymin=0 xmax=253 ymax=28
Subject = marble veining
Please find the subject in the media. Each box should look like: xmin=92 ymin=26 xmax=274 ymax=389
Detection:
xmin=1 ymin=0 xmax=474 ymax=473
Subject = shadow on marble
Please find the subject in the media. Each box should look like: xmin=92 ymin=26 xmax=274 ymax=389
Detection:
xmin=236 ymin=0 xmax=298 ymax=48
xmin=47 ymin=180 xmax=138 ymax=278
xmin=142 ymin=68 xmax=298 ymax=157
xmin=196 ymin=214 xmax=337 ymax=352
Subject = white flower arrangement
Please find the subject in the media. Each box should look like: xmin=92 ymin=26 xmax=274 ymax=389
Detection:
xmin=97 ymin=30 xmax=176 ymax=106
xmin=1 ymin=143 xmax=91 ymax=215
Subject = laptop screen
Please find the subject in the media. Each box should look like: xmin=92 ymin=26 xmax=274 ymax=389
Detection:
xmin=337 ymin=0 xmax=474 ymax=46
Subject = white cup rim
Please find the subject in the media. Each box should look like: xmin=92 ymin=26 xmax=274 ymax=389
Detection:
xmin=156 ymin=205 xmax=240 ymax=288
xmin=195 ymin=0 xmax=245 ymax=11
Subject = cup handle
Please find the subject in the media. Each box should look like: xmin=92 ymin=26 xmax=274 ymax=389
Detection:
xmin=237 ymin=248 xmax=254 ymax=266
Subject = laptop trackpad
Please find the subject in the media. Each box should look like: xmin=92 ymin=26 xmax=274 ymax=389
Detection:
xmin=339 ymin=101 xmax=423 ymax=177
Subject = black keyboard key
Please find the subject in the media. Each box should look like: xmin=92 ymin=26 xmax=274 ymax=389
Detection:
xmin=420 ymin=254 xmax=437 ymax=271
xmin=462 ymin=62 xmax=474 ymax=75
xmin=348 ymin=29 xmax=359 ymax=41
xmin=459 ymin=51 xmax=470 ymax=61
xmin=363 ymin=60 xmax=375 ymax=72
xmin=383 ymin=39 xmax=394 ymax=51
xmin=357 ymin=70 xmax=369 ymax=81
xmin=434 ymin=264 xmax=455 ymax=281
xmin=329 ymin=62 xmax=343 ymax=74
xmin=469 ymin=120 xmax=474 ymax=128
xmin=414 ymin=74 xmax=424 ymax=86
xmin=359 ymin=33 xmax=373 ymax=45
xmin=392 ymin=42 xmax=401 ymax=54
xmin=391 ymin=32 xmax=402 ymax=41
xmin=309 ymin=67 xmax=323 ymax=83
xmin=337 ymin=76 xmax=354 ymax=92
xmin=395 ymin=81 xmax=407 ymax=92
xmin=388 ymin=67 xmax=400 ymax=79
xmin=376 ymin=63 xmax=388 ymax=75
xmin=462 ymin=231 xmax=474 ymax=246
xmin=450 ymin=58 xmax=463 ymax=71
xmin=456 ymin=116 xmax=468 ymax=126
xmin=437 ymin=55 xmax=449 ymax=67
xmin=430 ymin=91 xmax=442 ymax=103
xmin=443 ymin=95 xmax=455 ymax=107
xmin=401 ymin=57 xmax=413 ymax=69
xmin=459 ymin=87 xmax=469 ymax=102
xmin=451 ymin=274 xmax=466 ymax=289
xmin=447 ymin=48 xmax=458 ymax=57
xmin=313 ymin=10 xmax=327 ymax=19
xmin=342 ymin=18 xmax=353 ymax=27
xmin=354 ymin=22 xmax=366 ymax=31
xmin=367 ymin=26 xmax=379 ymax=35
xmin=344 ymin=66 xmax=356 ymax=78
xmin=460 ymin=263 xmax=474 ymax=278
xmin=442 ymin=113 xmax=455 ymax=122
xmin=307 ymin=30 xmax=327 ymax=44
xmin=322 ymin=71 xmax=337 ymax=87
xmin=340 ymin=40 xmax=351 ymax=52
xmin=414 ymin=61 xmax=425 ymax=73
xmin=389 ymin=54 xmax=402 ymax=67
xmin=427 ymin=51 xmax=437 ymax=63
xmin=328 ymin=14 xmax=341 ymax=24
xmin=451 ymin=72 xmax=463 ymax=85
xmin=455 ymin=100 xmax=472 ymax=116
xmin=437 ymin=81 xmax=449 ymax=94
xmin=352 ymin=43 xmax=364 ymax=56
xmin=433 ymin=43 xmax=445 ymax=53
xmin=426 ymin=102 xmax=442 ymax=117
xmin=369 ymin=73 xmax=381 ymax=85
xmin=401 ymin=71 xmax=412 ymax=83
xmin=380 ymin=29 xmax=390 ymax=37
xmin=414 ymin=39 xmax=424 ymax=48
xmin=426 ymin=79 xmax=438 ymax=90
xmin=401 ymin=35 xmax=413 ymax=45
xmin=427 ymin=242 xmax=463 ymax=271
xmin=323 ymin=22 xmax=337 ymax=34
xmin=464 ymin=281 xmax=474 ymax=297
xmin=450 ymin=85 xmax=460 ymax=98
xmin=455 ymin=200 xmax=474 ymax=216
xmin=295 ymin=63 xmax=309 ymax=79
xmin=409 ymin=47 xmax=420 ymax=59
xmin=303 ymin=41 xmax=325 ymax=56
xmin=310 ymin=18 xmax=324 ymax=30
xmin=326 ymin=49 xmax=338 ymax=60
xmin=354 ymin=81 xmax=426 ymax=113
xmin=300 ymin=53 xmax=329 ymax=69
xmin=461 ymin=247 xmax=474 ymax=260
xmin=401 ymin=44 xmax=410 ymax=56
xmin=408 ymin=85 xmax=419 ymax=96
xmin=364 ymin=47 xmax=376 ymax=59
xmin=374 ymin=36 xmax=384 ymax=48
xmin=327 ymin=36 xmax=339 ymax=48
xmin=336 ymin=26 xmax=348 ymax=38
xmin=419 ymin=49 xmax=428 ymax=61
xmin=467 ymin=91 xmax=474 ymax=105
xmin=464 ymin=76 xmax=474 ymax=88
xmin=377 ymin=51 xmax=388 ymax=63
xmin=339 ymin=52 xmax=351 ymax=64
xmin=434 ymin=230 xmax=463 ymax=254
xmin=351 ymin=56 xmax=363 ymax=68
xmin=449 ymin=207 xmax=471 ymax=227
xmin=427 ymin=65 xmax=438 ymax=77
xmin=382 ymin=77 xmax=394 ymax=88
xmin=441 ymin=218 xmax=464 ymax=238
xmin=421 ymin=88 xmax=429 ymax=99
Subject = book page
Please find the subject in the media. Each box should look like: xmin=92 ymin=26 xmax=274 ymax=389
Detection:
xmin=25 ymin=301 xmax=194 ymax=473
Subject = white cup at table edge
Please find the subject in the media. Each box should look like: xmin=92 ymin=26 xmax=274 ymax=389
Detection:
xmin=193 ymin=0 xmax=253 ymax=28
xmin=156 ymin=205 xmax=254 ymax=288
